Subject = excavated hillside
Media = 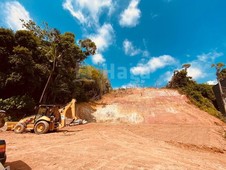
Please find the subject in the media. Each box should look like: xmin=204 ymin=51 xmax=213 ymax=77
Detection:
xmin=76 ymin=88 xmax=226 ymax=151
xmin=78 ymin=88 xmax=224 ymax=125
xmin=3 ymin=88 xmax=226 ymax=169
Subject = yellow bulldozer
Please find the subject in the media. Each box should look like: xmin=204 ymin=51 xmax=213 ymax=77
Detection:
xmin=0 ymin=99 xmax=86 ymax=134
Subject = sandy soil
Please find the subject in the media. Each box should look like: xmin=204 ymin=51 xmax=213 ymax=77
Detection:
xmin=2 ymin=123 xmax=226 ymax=170
xmin=1 ymin=88 xmax=226 ymax=170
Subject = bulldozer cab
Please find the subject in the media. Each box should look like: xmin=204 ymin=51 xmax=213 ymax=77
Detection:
xmin=35 ymin=105 xmax=61 ymax=123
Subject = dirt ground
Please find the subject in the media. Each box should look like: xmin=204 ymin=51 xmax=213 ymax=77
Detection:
xmin=2 ymin=123 xmax=226 ymax=170
xmin=2 ymin=88 xmax=226 ymax=169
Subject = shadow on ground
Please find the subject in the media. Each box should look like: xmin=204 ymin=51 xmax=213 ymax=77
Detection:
xmin=6 ymin=160 xmax=32 ymax=170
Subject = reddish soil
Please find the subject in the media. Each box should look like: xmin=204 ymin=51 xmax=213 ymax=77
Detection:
xmin=1 ymin=88 xmax=226 ymax=170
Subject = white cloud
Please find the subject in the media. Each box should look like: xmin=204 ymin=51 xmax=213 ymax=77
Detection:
xmin=187 ymin=66 xmax=205 ymax=80
xmin=63 ymin=0 xmax=113 ymax=27
xmin=89 ymin=23 xmax=114 ymax=52
xmin=92 ymin=53 xmax=106 ymax=64
xmin=142 ymin=50 xmax=149 ymax=57
xmin=123 ymin=39 xmax=141 ymax=56
xmin=63 ymin=0 xmax=116 ymax=65
xmin=87 ymin=23 xmax=114 ymax=64
xmin=197 ymin=51 xmax=223 ymax=62
xmin=131 ymin=55 xmax=176 ymax=75
xmin=123 ymin=39 xmax=150 ymax=57
xmin=206 ymin=80 xmax=217 ymax=85
xmin=119 ymin=0 xmax=141 ymax=27
xmin=62 ymin=0 xmax=86 ymax=24
xmin=162 ymin=71 xmax=173 ymax=82
xmin=156 ymin=71 xmax=173 ymax=86
xmin=121 ymin=83 xmax=138 ymax=89
xmin=185 ymin=51 xmax=223 ymax=81
xmin=0 ymin=1 xmax=32 ymax=30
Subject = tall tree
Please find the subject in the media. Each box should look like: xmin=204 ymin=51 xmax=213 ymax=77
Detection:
xmin=182 ymin=63 xmax=191 ymax=72
xmin=0 ymin=28 xmax=15 ymax=91
xmin=21 ymin=20 xmax=96 ymax=103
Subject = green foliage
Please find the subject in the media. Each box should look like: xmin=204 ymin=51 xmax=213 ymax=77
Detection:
xmin=167 ymin=69 xmax=194 ymax=88
xmin=0 ymin=95 xmax=35 ymax=111
xmin=75 ymin=66 xmax=111 ymax=101
xmin=180 ymin=83 xmax=221 ymax=117
xmin=167 ymin=66 xmax=222 ymax=119
xmin=212 ymin=62 xmax=225 ymax=80
xmin=0 ymin=21 xmax=109 ymax=118
xmin=219 ymin=68 xmax=226 ymax=80
xmin=79 ymin=39 xmax=97 ymax=56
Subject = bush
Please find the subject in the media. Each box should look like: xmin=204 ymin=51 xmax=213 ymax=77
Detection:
xmin=168 ymin=69 xmax=223 ymax=119
xmin=0 ymin=95 xmax=36 ymax=121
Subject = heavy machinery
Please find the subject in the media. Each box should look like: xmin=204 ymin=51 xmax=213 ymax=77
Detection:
xmin=3 ymin=99 xmax=84 ymax=134
xmin=0 ymin=112 xmax=7 ymax=168
xmin=0 ymin=140 xmax=6 ymax=165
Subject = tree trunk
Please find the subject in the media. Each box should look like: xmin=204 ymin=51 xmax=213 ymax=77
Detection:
xmin=218 ymin=79 xmax=226 ymax=114
xmin=39 ymin=48 xmax=59 ymax=104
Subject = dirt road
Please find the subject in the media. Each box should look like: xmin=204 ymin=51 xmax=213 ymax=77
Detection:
xmin=2 ymin=88 xmax=226 ymax=169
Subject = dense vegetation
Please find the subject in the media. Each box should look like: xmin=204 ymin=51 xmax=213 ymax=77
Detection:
xmin=167 ymin=64 xmax=226 ymax=120
xmin=0 ymin=21 xmax=111 ymax=117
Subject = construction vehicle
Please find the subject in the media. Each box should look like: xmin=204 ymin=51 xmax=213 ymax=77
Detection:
xmin=0 ymin=112 xmax=7 ymax=168
xmin=0 ymin=140 xmax=6 ymax=165
xmin=3 ymin=99 xmax=85 ymax=134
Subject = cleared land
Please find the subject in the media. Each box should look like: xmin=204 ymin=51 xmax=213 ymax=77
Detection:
xmin=2 ymin=88 xmax=226 ymax=170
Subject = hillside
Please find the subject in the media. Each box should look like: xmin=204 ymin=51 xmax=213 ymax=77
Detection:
xmin=79 ymin=88 xmax=224 ymax=125
xmin=76 ymin=88 xmax=226 ymax=148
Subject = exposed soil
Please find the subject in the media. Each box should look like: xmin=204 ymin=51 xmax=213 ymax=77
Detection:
xmin=1 ymin=88 xmax=226 ymax=170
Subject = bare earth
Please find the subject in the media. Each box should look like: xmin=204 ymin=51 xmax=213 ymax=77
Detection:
xmin=2 ymin=88 xmax=226 ymax=170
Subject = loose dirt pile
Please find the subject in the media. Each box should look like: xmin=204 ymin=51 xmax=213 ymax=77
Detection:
xmin=1 ymin=88 xmax=226 ymax=169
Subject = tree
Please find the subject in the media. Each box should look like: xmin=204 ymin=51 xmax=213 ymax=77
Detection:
xmin=76 ymin=66 xmax=111 ymax=101
xmin=21 ymin=20 xmax=97 ymax=103
xmin=0 ymin=22 xmax=110 ymax=120
xmin=219 ymin=68 xmax=226 ymax=80
xmin=167 ymin=64 xmax=193 ymax=88
xmin=0 ymin=28 xmax=15 ymax=90
xmin=211 ymin=62 xmax=225 ymax=80
xmin=182 ymin=63 xmax=191 ymax=72
xmin=79 ymin=39 xmax=96 ymax=56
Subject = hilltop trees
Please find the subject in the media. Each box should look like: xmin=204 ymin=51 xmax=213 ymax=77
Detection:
xmin=211 ymin=62 xmax=225 ymax=80
xmin=167 ymin=64 xmax=221 ymax=118
xmin=167 ymin=64 xmax=194 ymax=88
xmin=219 ymin=68 xmax=226 ymax=80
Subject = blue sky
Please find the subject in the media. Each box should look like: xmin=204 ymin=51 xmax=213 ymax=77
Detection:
xmin=0 ymin=0 xmax=226 ymax=88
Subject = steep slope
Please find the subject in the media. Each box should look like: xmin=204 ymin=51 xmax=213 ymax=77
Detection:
xmin=90 ymin=88 xmax=223 ymax=125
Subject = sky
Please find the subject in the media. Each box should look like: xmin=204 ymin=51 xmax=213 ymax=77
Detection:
xmin=0 ymin=0 xmax=226 ymax=88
